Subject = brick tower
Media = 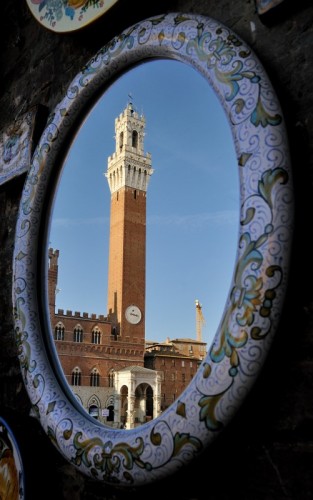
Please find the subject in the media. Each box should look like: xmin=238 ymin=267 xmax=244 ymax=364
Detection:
xmin=105 ymin=101 xmax=153 ymax=349
xmin=48 ymin=248 xmax=59 ymax=319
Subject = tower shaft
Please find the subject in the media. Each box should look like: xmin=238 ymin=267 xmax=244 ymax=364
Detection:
xmin=105 ymin=102 xmax=153 ymax=344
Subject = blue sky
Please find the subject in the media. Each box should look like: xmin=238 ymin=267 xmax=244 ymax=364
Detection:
xmin=49 ymin=59 xmax=239 ymax=348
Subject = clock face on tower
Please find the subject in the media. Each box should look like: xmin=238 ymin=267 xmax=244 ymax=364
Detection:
xmin=125 ymin=305 xmax=142 ymax=324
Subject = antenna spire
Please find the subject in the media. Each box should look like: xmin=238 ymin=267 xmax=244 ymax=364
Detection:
xmin=195 ymin=299 xmax=205 ymax=342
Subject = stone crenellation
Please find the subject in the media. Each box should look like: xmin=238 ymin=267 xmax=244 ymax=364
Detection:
xmin=56 ymin=309 xmax=109 ymax=321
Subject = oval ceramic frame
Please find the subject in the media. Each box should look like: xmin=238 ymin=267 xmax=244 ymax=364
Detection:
xmin=12 ymin=13 xmax=294 ymax=487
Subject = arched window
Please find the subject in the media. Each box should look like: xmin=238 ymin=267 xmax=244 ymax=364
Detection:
xmin=92 ymin=327 xmax=101 ymax=344
xmin=119 ymin=131 xmax=123 ymax=150
xmin=73 ymin=325 xmax=83 ymax=342
xmin=132 ymin=130 xmax=138 ymax=148
xmin=71 ymin=367 xmax=81 ymax=386
xmin=107 ymin=405 xmax=114 ymax=422
xmin=90 ymin=368 xmax=100 ymax=387
xmin=54 ymin=322 xmax=64 ymax=341
xmin=108 ymin=369 xmax=114 ymax=388
xmin=89 ymin=405 xmax=99 ymax=419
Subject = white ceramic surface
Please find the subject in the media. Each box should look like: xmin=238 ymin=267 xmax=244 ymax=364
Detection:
xmin=26 ymin=0 xmax=118 ymax=33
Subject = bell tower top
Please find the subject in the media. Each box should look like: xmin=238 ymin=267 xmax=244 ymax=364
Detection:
xmin=105 ymin=101 xmax=153 ymax=194
xmin=115 ymin=102 xmax=145 ymax=155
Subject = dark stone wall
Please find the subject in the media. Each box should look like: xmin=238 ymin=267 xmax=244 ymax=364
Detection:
xmin=0 ymin=0 xmax=312 ymax=498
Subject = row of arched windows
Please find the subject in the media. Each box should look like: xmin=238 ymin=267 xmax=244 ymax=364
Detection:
xmin=54 ymin=323 xmax=102 ymax=344
xmin=71 ymin=368 xmax=115 ymax=387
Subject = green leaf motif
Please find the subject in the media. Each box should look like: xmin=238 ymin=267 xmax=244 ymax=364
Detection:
xmin=149 ymin=14 xmax=167 ymax=26
xmin=234 ymin=275 xmax=263 ymax=327
xmin=202 ymin=362 xmax=212 ymax=379
xmin=176 ymin=400 xmax=186 ymax=418
xmin=15 ymin=327 xmax=36 ymax=376
xmin=241 ymin=206 xmax=255 ymax=226
xmin=173 ymin=14 xmax=192 ymax=25
xmin=47 ymin=401 xmax=56 ymax=414
xmin=150 ymin=428 xmax=162 ymax=446
xmin=199 ymin=394 xmax=224 ymax=431
xmin=210 ymin=305 xmax=248 ymax=368
xmin=215 ymin=60 xmax=257 ymax=101
xmin=158 ymin=30 xmax=165 ymax=45
xmin=60 ymin=108 xmax=68 ymax=117
xmin=138 ymin=27 xmax=147 ymax=41
xmin=258 ymin=167 xmax=289 ymax=209
xmin=172 ymin=432 xmax=202 ymax=456
xmin=30 ymin=404 xmax=40 ymax=420
xmin=234 ymin=98 xmax=245 ymax=114
xmin=238 ymin=152 xmax=252 ymax=167
xmin=234 ymin=233 xmax=264 ymax=288
xmin=14 ymin=298 xmax=26 ymax=330
xmin=176 ymin=31 xmax=186 ymax=48
xmin=251 ymin=95 xmax=282 ymax=127
xmin=81 ymin=0 xmax=102 ymax=12
xmin=15 ymin=251 xmax=27 ymax=261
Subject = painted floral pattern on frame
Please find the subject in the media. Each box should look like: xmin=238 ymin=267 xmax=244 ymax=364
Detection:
xmin=26 ymin=0 xmax=118 ymax=32
xmin=0 ymin=418 xmax=24 ymax=500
